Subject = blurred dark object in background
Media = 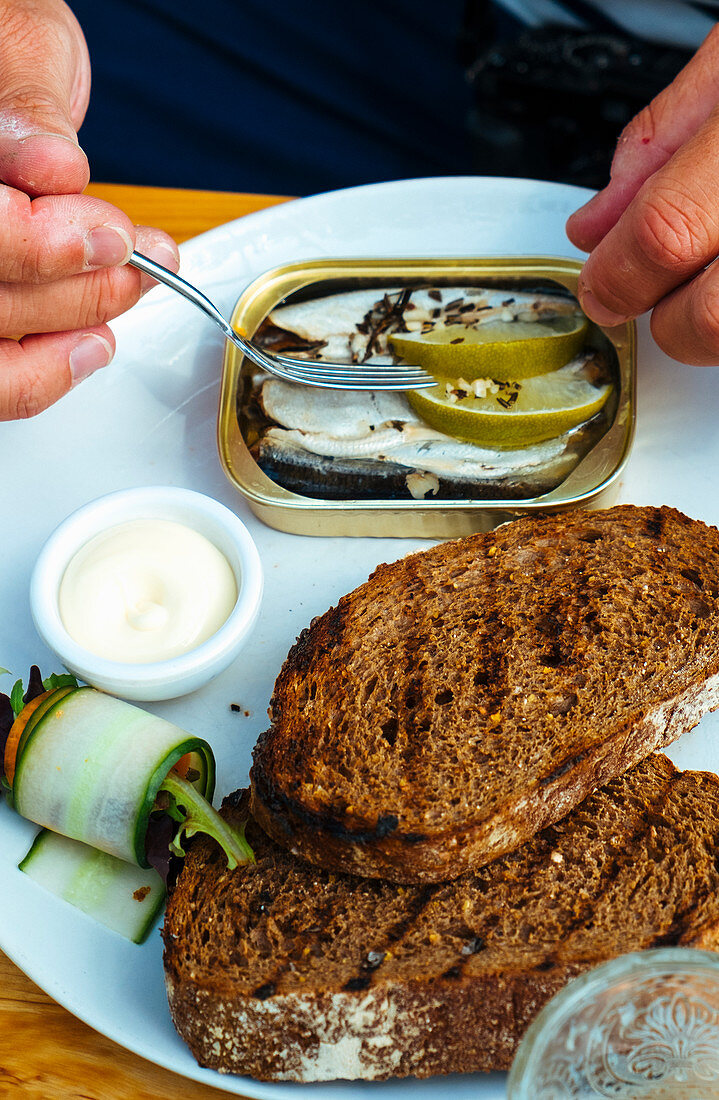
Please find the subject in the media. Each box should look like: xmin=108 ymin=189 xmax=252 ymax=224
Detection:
xmin=464 ymin=27 xmax=694 ymax=189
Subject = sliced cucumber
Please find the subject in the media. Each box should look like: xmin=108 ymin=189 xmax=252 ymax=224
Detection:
xmin=20 ymin=829 xmax=165 ymax=944
xmin=13 ymin=686 xmax=77 ymax=768
xmin=13 ymin=688 xmax=215 ymax=867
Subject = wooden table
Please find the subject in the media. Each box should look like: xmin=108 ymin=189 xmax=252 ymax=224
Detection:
xmin=0 ymin=182 xmax=292 ymax=1099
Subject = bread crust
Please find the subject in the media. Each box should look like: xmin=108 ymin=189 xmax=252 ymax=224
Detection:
xmin=252 ymin=505 xmax=719 ymax=881
xmin=164 ymin=969 xmax=579 ymax=1081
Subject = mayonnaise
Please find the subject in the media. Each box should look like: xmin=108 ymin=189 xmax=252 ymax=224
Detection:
xmin=58 ymin=519 xmax=238 ymax=664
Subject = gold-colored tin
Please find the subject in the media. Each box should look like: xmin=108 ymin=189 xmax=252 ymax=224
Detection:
xmin=217 ymin=258 xmax=635 ymax=537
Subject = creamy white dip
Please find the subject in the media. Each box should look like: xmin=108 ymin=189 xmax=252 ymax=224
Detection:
xmin=58 ymin=519 xmax=237 ymax=663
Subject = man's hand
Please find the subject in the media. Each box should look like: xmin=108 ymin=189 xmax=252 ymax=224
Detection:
xmin=567 ymin=25 xmax=719 ymax=365
xmin=0 ymin=0 xmax=179 ymax=419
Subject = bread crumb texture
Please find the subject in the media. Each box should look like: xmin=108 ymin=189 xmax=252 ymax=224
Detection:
xmin=251 ymin=505 xmax=719 ymax=880
xmin=163 ymin=759 xmax=719 ymax=1080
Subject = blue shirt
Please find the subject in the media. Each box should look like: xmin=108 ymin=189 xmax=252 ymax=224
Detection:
xmin=68 ymin=0 xmax=474 ymax=195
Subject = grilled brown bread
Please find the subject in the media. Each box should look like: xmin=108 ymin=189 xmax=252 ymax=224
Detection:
xmin=251 ymin=505 xmax=719 ymax=882
xmin=163 ymin=755 xmax=719 ymax=1082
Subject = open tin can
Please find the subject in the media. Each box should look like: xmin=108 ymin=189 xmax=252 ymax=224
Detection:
xmin=217 ymin=257 xmax=635 ymax=537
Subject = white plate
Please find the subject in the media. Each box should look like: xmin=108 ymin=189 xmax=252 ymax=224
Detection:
xmin=2 ymin=176 xmax=719 ymax=1100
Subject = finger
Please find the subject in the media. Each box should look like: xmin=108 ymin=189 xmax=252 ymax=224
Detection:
xmin=567 ymin=25 xmax=719 ymax=252
xmin=649 ymin=261 xmax=719 ymax=365
xmin=0 ymin=0 xmax=91 ymax=195
xmin=0 ymin=188 xmax=137 ymax=283
xmin=0 ymin=229 xmax=180 ymax=336
xmin=0 ymin=325 xmax=114 ymax=420
xmin=575 ymin=105 xmax=719 ymax=326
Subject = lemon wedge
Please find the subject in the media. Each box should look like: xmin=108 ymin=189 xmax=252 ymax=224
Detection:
xmin=407 ymin=359 xmax=611 ymax=447
xmin=390 ymin=315 xmax=589 ymax=381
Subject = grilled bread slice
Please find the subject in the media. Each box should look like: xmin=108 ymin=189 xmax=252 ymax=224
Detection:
xmin=251 ymin=505 xmax=719 ymax=882
xmin=163 ymin=755 xmax=719 ymax=1082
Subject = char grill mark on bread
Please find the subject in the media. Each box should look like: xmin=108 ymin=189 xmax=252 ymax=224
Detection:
xmin=250 ymin=505 xmax=719 ymax=882
xmin=162 ymin=756 xmax=719 ymax=1082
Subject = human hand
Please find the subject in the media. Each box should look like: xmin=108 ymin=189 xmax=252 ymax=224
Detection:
xmin=566 ymin=26 xmax=719 ymax=365
xmin=0 ymin=0 xmax=180 ymax=419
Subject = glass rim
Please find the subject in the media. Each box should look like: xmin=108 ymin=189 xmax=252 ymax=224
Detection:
xmin=507 ymin=947 xmax=719 ymax=1097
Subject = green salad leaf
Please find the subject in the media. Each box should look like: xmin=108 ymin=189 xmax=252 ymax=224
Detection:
xmin=5 ymin=668 xmax=79 ymax=717
xmin=158 ymin=771 xmax=255 ymax=870
xmin=42 ymin=673 xmax=80 ymax=692
xmin=9 ymin=680 xmax=25 ymax=718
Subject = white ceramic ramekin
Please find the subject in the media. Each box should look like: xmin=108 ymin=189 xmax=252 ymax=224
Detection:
xmin=30 ymin=486 xmax=263 ymax=701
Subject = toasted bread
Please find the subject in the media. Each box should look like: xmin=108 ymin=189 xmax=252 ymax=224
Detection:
xmin=251 ymin=505 xmax=719 ymax=882
xmin=163 ymin=755 xmax=719 ymax=1082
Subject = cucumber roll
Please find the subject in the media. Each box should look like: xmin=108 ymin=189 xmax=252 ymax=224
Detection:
xmin=1 ymin=669 xmax=253 ymax=942
xmin=11 ymin=686 xmax=215 ymax=867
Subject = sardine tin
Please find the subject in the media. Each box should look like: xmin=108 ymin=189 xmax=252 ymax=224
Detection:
xmin=217 ymin=258 xmax=635 ymax=538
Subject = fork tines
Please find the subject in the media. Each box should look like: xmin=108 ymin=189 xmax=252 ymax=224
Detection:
xmin=265 ymin=352 xmax=435 ymax=391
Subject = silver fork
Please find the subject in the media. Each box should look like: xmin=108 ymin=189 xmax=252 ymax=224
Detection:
xmin=128 ymin=252 xmax=435 ymax=391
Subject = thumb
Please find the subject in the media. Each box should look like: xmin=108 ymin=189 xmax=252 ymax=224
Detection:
xmin=567 ymin=24 xmax=719 ymax=252
xmin=0 ymin=0 xmax=91 ymax=195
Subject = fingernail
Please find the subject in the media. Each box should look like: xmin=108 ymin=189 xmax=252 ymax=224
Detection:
xmin=578 ymin=290 xmax=628 ymax=327
xmin=70 ymin=334 xmax=113 ymax=385
xmin=139 ymin=239 xmax=180 ymax=293
xmin=84 ymin=225 xmax=134 ymax=269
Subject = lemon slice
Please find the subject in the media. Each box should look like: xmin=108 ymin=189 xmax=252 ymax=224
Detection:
xmin=390 ymin=315 xmax=589 ymax=381
xmin=407 ymin=360 xmax=611 ymax=447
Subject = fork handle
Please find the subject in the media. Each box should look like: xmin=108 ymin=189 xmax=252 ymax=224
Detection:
xmin=128 ymin=251 xmax=277 ymax=374
xmin=128 ymin=251 xmax=236 ymax=341
xmin=128 ymin=251 xmax=331 ymax=383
